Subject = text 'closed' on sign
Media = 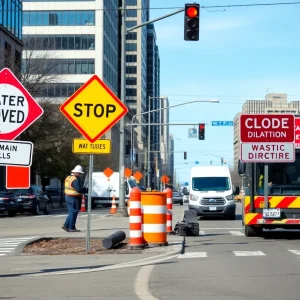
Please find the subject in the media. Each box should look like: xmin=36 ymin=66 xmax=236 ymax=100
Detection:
xmin=72 ymin=139 xmax=111 ymax=154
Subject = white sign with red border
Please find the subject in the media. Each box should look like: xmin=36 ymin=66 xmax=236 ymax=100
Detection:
xmin=295 ymin=117 xmax=300 ymax=148
xmin=241 ymin=142 xmax=295 ymax=162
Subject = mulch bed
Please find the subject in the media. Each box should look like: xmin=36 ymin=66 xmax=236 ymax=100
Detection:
xmin=23 ymin=238 xmax=142 ymax=255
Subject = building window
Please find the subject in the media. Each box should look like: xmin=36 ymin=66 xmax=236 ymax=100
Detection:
xmin=126 ymin=89 xmax=137 ymax=96
xmin=34 ymin=83 xmax=84 ymax=97
xmin=23 ymin=35 xmax=95 ymax=50
xmin=126 ymin=43 xmax=137 ymax=51
xmin=126 ymin=78 xmax=137 ymax=85
xmin=24 ymin=59 xmax=95 ymax=74
xmin=126 ymin=55 xmax=137 ymax=63
xmin=126 ymin=32 xmax=137 ymax=40
xmin=126 ymin=10 xmax=137 ymax=17
xmin=23 ymin=11 xmax=95 ymax=26
xmin=126 ymin=21 xmax=137 ymax=28
xmin=126 ymin=66 xmax=137 ymax=74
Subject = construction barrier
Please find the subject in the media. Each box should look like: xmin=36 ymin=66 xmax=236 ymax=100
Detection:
xmin=80 ymin=195 xmax=86 ymax=212
xmin=128 ymin=187 xmax=144 ymax=248
xmin=110 ymin=194 xmax=117 ymax=214
xmin=164 ymin=188 xmax=173 ymax=233
xmin=141 ymin=192 xmax=168 ymax=246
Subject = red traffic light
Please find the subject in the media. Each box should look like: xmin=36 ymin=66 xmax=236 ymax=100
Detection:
xmin=186 ymin=6 xmax=198 ymax=18
xmin=199 ymin=124 xmax=205 ymax=130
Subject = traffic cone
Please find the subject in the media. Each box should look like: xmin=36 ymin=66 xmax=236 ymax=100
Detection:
xmin=110 ymin=194 xmax=117 ymax=214
xmin=80 ymin=195 xmax=86 ymax=212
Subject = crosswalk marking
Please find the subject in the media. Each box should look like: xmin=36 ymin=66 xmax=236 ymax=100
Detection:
xmin=229 ymin=231 xmax=245 ymax=236
xmin=0 ymin=236 xmax=38 ymax=257
xmin=233 ymin=251 xmax=266 ymax=256
xmin=199 ymin=231 xmax=205 ymax=236
xmin=178 ymin=252 xmax=207 ymax=258
xmin=288 ymin=250 xmax=300 ymax=255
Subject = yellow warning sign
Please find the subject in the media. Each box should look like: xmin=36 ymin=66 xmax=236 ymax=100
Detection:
xmin=60 ymin=75 xmax=128 ymax=143
xmin=72 ymin=139 xmax=111 ymax=154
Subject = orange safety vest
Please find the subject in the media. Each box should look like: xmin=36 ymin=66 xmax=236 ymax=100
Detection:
xmin=64 ymin=175 xmax=81 ymax=196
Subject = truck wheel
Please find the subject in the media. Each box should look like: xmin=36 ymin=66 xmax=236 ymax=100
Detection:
xmin=245 ymin=225 xmax=261 ymax=237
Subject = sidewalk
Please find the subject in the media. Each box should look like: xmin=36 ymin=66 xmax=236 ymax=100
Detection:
xmin=1 ymin=214 xmax=183 ymax=277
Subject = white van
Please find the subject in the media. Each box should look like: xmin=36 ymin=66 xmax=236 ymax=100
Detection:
xmin=188 ymin=165 xmax=236 ymax=219
xmin=87 ymin=172 xmax=137 ymax=208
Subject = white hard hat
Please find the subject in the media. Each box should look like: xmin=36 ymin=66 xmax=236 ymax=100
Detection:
xmin=71 ymin=165 xmax=84 ymax=174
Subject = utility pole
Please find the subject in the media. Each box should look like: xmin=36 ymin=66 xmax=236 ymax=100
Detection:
xmin=117 ymin=0 xmax=127 ymax=217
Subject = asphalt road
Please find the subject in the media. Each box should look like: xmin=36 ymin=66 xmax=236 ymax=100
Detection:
xmin=1 ymin=203 xmax=300 ymax=300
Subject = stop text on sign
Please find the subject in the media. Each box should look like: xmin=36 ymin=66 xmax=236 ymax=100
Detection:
xmin=241 ymin=143 xmax=295 ymax=162
xmin=240 ymin=114 xmax=295 ymax=143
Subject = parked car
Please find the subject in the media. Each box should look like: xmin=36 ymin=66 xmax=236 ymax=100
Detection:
xmin=14 ymin=185 xmax=50 ymax=215
xmin=0 ymin=190 xmax=19 ymax=217
xmin=172 ymin=191 xmax=184 ymax=205
xmin=45 ymin=186 xmax=64 ymax=207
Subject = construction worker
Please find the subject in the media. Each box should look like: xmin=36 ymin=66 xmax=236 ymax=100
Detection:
xmin=61 ymin=165 xmax=87 ymax=232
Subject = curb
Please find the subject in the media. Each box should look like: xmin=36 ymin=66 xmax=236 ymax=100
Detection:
xmin=15 ymin=236 xmax=45 ymax=256
xmin=21 ymin=237 xmax=185 ymax=277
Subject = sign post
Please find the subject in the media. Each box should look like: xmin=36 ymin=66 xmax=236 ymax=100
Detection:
xmin=60 ymin=74 xmax=128 ymax=253
xmin=0 ymin=68 xmax=43 ymax=189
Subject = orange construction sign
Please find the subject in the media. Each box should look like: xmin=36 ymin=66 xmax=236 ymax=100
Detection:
xmin=161 ymin=175 xmax=170 ymax=184
xmin=124 ymin=168 xmax=132 ymax=178
xmin=133 ymin=171 xmax=143 ymax=181
xmin=103 ymin=167 xmax=114 ymax=178
xmin=6 ymin=166 xmax=30 ymax=189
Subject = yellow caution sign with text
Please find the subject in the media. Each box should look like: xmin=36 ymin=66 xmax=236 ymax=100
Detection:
xmin=72 ymin=139 xmax=111 ymax=154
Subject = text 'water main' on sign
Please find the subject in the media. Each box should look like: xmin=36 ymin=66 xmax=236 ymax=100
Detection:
xmin=240 ymin=114 xmax=295 ymax=143
xmin=60 ymin=75 xmax=128 ymax=143
xmin=72 ymin=139 xmax=111 ymax=154
xmin=241 ymin=143 xmax=295 ymax=162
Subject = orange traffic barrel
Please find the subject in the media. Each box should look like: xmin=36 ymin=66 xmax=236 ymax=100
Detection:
xmin=141 ymin=192 xmax=168 ymax=246
xmin=128 ymin=187 xmax=144 ymax=249
xmin=164 ymin=188 xmax=173 ymax=233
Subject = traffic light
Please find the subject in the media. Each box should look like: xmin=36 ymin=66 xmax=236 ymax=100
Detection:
xmin=198 ymin=123 xmax=205 ymax=140
xmin=184 ymin=151 xmax=187 ymax=159
xmin=184 ymin=3 xmax=200 ymax=41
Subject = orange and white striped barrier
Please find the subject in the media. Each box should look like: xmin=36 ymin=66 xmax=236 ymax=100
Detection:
xmin=80 ymin=195 xmax=86 ymax=212
xmin=164 ymin=188 xmax=173 ymax=233
xmin=110 ymin=194 xmax=117 ymax=214
xmin=141 ymin=192 xmax=168 ymax=246
xmin=128 ymin=187 xmax=144 ymax=248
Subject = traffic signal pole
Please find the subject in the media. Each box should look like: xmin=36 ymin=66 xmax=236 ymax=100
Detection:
xmin=118 ymin=3 xmax=196 ymax=216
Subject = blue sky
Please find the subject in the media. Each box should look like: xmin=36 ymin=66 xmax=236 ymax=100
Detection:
xmin=149 ymin=0 xmax=300 ymax=184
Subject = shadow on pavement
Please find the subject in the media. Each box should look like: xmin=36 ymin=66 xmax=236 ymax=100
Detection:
xmin=0 ymin=264 xmax=111 ymax=278
xmin=262 ymin=231 xmax=300 ymax=240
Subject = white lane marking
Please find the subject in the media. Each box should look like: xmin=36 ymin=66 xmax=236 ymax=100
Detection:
xmin=0 ymin=244 xmax=19 ymax=247
xmin=233 ymin=251 xmax=266 ymax=256
xmin=178 ymin=252 xmax=207 ymax=259
xmin=229 ymin=231 xmax=245 ymax=236
xmin=288 ymin=250 xmax=300 ymax=255
xmin=135 ymin=265 xmax=159 ymax=300
xmin=0 ymin=254 xmax=5 ymax=256
xmin=0 ymin=248 xmax=14 ymax=250
xmin=0 ymin=250 xmax=12 ymax=253
xmin=52 ymin=214 xmax=68 ymax=218
xmin=199 ymin=231 xmax=205 ymax=236
xmin=0 ymin=237 xmax=38 ymax=241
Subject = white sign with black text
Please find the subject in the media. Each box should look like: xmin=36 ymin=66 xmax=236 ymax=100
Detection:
xmin=241 ymin=142 xmax=295 ymax=163
xmin=0 ymin=140 xmax=33 ymax=166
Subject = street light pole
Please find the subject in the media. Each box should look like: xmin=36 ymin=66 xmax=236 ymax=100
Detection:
xmin=204 ymin=153 xmax=224 ymax=165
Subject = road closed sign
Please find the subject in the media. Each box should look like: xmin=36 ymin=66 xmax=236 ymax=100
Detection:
xmin=240 ymin=114 xmax=295 ymax=143
xmin=60 ymin=75 xmax=128 ymax=143
xmin=0 ymin=68 xmax=44 ymax=140
xmin=241 ymin=143 xmax=295 ymax=162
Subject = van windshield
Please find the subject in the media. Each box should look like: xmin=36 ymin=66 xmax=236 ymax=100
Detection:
xmin=192 ymin=177 xmax=230 ymax=191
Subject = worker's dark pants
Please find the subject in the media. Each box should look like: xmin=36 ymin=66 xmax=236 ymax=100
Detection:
xmin=64 ymin=195 xmax=80 ymax=229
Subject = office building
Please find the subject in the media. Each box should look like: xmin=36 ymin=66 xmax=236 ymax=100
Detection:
xmin=233 ymin=93 xmax=300 ymax=168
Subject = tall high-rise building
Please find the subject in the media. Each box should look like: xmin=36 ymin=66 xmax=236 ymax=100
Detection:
xmin=0 ymin=0 xmax=23 ymax=189
xmin=233 ymin=93 xmax=300 ymax=168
